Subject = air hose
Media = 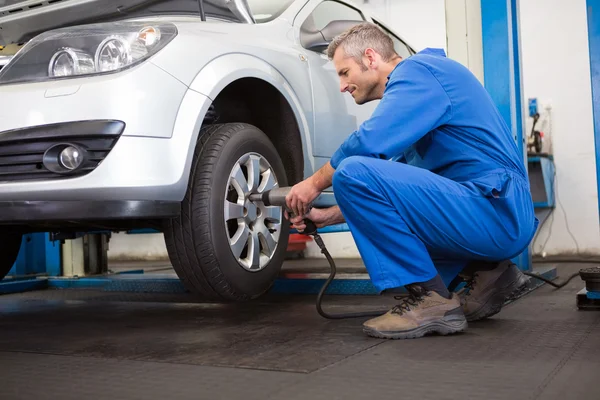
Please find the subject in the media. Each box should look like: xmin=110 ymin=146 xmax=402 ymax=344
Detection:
xmin=523 ymin=271 xmax=581 ymax=289
xmin=311 ymin=233 xmax=389 ymax=319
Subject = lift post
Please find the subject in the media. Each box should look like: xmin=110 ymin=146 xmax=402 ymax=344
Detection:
xmin=582 ymin=0 xmax=600 ymax=309
xmin=1 ymin=232 xmax=110 ymax=295
xmin=8 ymin=233 xmax=61 ymax=277
xmin=481 ymin=0 xmax=533 ymax=272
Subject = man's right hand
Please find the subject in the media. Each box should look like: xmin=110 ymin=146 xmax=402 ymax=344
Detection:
xmin=285 ymin=178 xmax=321 ymax=218
xmin=285 ymin=162 xmax=336 ymax=218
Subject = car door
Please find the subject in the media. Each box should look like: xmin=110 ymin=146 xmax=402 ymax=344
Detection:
xmin=293 ymin=0 xmax=378 ymax=173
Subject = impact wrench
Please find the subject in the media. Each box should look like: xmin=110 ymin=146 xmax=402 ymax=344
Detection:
xmin=249 ymin=187 xmax=580 ymax=320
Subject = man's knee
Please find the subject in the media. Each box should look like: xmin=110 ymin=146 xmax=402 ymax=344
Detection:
xmin=332 ymin=156 xmax=371 ymax=193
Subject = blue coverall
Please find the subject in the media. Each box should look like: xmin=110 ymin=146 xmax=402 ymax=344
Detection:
xmin=329 ymin=48 xmax=539 ymax=291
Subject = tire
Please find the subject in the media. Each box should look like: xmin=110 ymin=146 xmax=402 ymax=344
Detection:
xmin=164 ymin=123 xmax=290 ymax=301
xmin=0 ymin=233 xmax=23 ymax=281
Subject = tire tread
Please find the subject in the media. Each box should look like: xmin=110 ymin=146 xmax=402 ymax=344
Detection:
xmin=164 ymin=123 xmax=283 ymax=301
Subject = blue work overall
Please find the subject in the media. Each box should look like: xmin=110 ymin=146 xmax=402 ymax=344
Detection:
xmin=329 ymin=48 xmax=539 ymax=291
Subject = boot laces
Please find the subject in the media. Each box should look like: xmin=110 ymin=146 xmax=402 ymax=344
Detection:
xmin=390 ymin=286 xmax=428 ymax=315
xmin=462 ymin=273 xmax=479 ymax=297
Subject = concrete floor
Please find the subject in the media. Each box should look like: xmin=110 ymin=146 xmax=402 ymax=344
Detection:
xmin=1 ymin=263 xmax=599 ymax=400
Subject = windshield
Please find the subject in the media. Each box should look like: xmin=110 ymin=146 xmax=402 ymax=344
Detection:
xmin=246 ymin=0 xmax=295 ymax=23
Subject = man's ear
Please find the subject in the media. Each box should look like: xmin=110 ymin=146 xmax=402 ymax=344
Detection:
xmin=364 ymin=48 xmax=378 ymax=68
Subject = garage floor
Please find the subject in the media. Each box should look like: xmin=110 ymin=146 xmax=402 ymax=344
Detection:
xmin=1 ymin=262 xmax=599 ymax=400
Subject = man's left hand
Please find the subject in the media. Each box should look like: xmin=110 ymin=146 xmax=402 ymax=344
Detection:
xmin=287 ymin=206 xmax=344 ymax=232
xmin=285 ymin=178 xmax=321 ymax=218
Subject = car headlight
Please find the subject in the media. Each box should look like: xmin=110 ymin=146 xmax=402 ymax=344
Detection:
xmin=0 ymin=22 xmax=176 ymax=85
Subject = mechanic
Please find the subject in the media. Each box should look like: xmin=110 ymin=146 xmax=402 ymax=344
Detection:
xmin=286 ymin=22 xmax=539 ymax=340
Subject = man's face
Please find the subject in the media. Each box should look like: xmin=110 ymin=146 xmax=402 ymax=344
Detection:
xmin=333 ymin=48 xmax=379 ymax=105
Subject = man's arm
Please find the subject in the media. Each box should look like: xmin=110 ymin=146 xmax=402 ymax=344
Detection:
xmin=309 ymin=161 xmax=335 ymax=192
xmin=286 ymin=162 xmax=335 ymax=218
xmin=324 ymin=205 xmax=345 ymax=225
xmin=287 ymin=60 xmax=453 ymax=217
xmin=329 ymin=60 xmax=453 ymax=169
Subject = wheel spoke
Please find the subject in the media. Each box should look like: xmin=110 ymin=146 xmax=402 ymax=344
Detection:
xmin=248 ymin=230 xmax=261 ymax=269
xmin=258 ymin=224 xmax=278 ymax=257
xmin=263 ymin=206 xmax=281 ymax=223
xmin=258 ymin=169 xmax=277 ymax=193
xmin=229 ymin=224 xmax=250 ymax=259
xmin=247 ymin=155 xmax=261 ymax=192
xmin=225 ymin=201 xmax=245 ymax=221
xmin=231 ymin=163 xmax=249 ymax=193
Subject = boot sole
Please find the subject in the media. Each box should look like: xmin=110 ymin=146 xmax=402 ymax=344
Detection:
xmin=465 ymin=266 xmax=530 ymax=322
xmin=363 ymin=314 xmax=468 ymax=340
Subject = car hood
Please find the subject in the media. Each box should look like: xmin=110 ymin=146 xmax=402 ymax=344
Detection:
xmin=0 ymin=0 xmax=255 ymax=46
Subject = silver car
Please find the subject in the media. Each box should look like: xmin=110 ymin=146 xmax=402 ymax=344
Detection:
xmin=0 ymin=0 xmax=415 ymax=299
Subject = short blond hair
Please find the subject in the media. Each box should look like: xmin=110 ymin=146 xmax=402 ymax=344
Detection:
xmin=326 ymin=22 xmax=398 ymax=65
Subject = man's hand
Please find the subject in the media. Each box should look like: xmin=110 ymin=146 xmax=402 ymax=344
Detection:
xmin=285 ymin=179 xmax=320 ymax=218
xmin=287 ymin=206 xmax=345 ymax=232
xmin=286 ymin=162 xmax=335 ymax=218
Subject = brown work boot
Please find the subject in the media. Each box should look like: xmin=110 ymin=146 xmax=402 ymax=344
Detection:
xmin=363 ymin=286 xmax=467 ymax=340
xmin=459 ymin=260 xmax=530 ymax=322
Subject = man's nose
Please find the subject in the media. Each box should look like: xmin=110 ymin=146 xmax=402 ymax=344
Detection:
xmin=340 ymin=82 xmax=349 ymax=93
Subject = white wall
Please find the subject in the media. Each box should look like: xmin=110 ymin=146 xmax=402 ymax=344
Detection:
xmin=108 ymin=232 xmax=169 ymax=261
xmin=358 ymin=0 xmax=447 ymax=51
xmin=444 ymin=0 xmax=484 ymax=83
xmin=519 ymin=0 xmax=600 ymax=256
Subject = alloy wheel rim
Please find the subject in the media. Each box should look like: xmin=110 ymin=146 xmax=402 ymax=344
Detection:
xmin=224 ymin=152 xmax=282 ymax=272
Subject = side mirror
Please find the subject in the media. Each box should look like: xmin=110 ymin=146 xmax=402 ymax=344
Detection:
xmin=300 ymin=19 xmax=364 ymax=53
xmin=321 ymin=20 xmax=363 ymax=41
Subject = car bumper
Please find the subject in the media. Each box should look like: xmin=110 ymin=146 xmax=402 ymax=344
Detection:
xmin=0 ymin=62 xmax=212 ymax=207
xmin=0 ymin=200 xmax=180 ymax=224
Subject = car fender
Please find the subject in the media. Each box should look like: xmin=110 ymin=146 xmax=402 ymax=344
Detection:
xmin=187 ymin=53 xmax=315 ymax=178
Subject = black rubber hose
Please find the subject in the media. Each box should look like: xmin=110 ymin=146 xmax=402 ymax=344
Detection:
xmin=523 ymin=271 xmax=581 ymax=289
xmin=312 ymin=234 xmax=389 ymax=319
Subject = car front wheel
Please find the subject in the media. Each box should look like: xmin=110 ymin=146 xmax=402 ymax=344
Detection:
xmin=164 ymin=123 xmax=290 ymax=301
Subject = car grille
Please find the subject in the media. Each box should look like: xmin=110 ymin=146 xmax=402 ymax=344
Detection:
xmin=0 ymin=0 xmax=67 ymax=16
xmin=0 ymin=120 xmax=124 ymax=182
